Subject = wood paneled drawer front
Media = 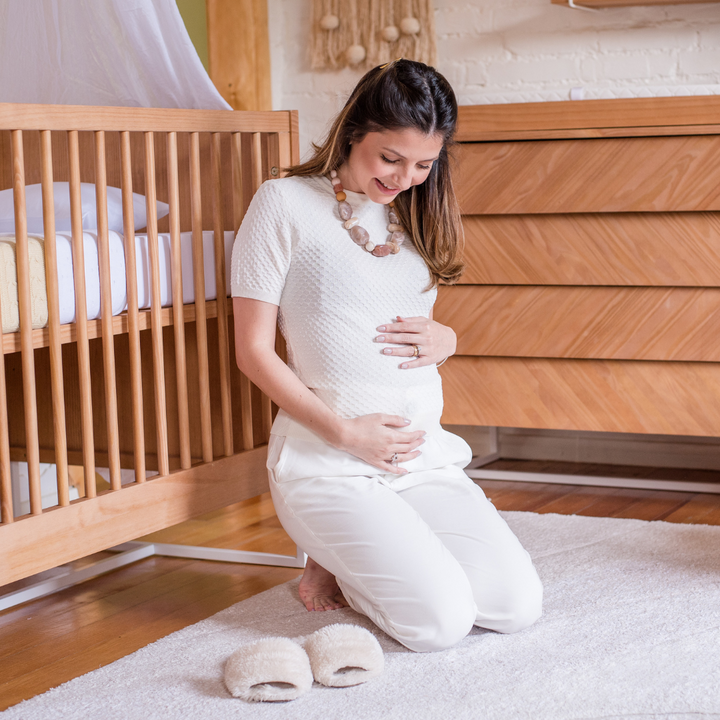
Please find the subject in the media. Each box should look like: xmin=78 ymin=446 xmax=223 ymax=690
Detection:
xmin=461 ymin=213 xmax=720 ymax=286
xmin=435 ymin=286 xmax=720 ymax=362
xmin=455 ymin=97 xmax=720 ymax=139
xmin=440 ymin=356 xmax=720 ymax=436
xmin=456 ymin=136 xmax=720 ymax=214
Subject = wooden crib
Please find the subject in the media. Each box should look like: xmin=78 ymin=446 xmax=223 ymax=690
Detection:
xmin=0 ymin=102 xmax=299 ymax=588
xmin=436 ymin=96 xmax=720 ymax=481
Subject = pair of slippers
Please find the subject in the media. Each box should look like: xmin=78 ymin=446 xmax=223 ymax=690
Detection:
xmin=225 ymin=623 xmax=384 ymax=702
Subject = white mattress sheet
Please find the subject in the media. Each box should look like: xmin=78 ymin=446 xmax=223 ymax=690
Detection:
xmin=28 ymin=229 xmax=235 ymax=325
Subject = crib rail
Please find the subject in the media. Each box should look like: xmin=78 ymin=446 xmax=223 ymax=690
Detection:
xmin=0 ymin=104 xmax=299 ymax=585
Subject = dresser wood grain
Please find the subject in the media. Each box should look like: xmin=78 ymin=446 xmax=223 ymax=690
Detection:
xmin=444 ymin=97 xmax=720 ymax=436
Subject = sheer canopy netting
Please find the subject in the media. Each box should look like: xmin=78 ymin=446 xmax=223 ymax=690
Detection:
xmin=0 ymin=0 xmax=230 ymax=109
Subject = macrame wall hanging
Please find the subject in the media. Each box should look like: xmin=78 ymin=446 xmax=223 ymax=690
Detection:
xmin=311 ymin=0 xmax=437 ymax=70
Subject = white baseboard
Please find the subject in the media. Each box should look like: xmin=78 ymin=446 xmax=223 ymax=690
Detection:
xmin=444 ymin=425 xmax=720 ymax=471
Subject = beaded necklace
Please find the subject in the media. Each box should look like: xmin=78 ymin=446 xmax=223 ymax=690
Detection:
xmin=329 ymin=170 xmax=406 ymax=257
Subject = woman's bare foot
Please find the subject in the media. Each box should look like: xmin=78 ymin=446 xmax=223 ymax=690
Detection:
xmin=298 ymin=558 xmax=349 ymax=612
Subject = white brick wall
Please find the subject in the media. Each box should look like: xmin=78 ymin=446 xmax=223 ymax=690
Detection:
xmin=268 ymin=0 xmax=720 ymax=157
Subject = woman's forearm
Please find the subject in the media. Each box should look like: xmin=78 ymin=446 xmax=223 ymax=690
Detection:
xmin=233 ymin=297 xmax=346 ymax=446
xmin=238 ymin=343 xmax=346 ymax=445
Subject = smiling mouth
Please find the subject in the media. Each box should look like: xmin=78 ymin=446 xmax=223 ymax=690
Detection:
xmin=376 ymin=178 xmax=399 ymax=192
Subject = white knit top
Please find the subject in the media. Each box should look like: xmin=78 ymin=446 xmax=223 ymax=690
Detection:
xmin=230 ymin=175 xmax=444 ymax=441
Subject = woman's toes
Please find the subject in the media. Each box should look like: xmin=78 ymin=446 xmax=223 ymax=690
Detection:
xmin=312 ymin=595 xmax=329 ymax=611
xmin=312 ymin=594 xmax=341 ymax=611
xmin=298 ymin=559 xmax=348 ymax=612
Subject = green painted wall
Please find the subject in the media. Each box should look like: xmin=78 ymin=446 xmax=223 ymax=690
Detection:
xmin=176 ymin=0 xmax=209 ymax=72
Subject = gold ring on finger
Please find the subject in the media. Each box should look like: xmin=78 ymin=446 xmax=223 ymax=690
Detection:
xmin=412 ymin=344 xmax=420 ymax=357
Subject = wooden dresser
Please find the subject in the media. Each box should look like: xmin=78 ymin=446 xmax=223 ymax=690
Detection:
xmin=436 ymin=96 xmax=720 ymax=438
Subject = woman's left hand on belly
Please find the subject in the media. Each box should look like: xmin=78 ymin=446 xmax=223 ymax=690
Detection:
xmin=374 ymin=315 xmax=456 ymax=369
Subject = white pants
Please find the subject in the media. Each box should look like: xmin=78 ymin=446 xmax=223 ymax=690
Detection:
xmin=267 ymin=430 xmax=543 ymax=653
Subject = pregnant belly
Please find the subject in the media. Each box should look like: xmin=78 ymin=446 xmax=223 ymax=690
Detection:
xmin=310 ymin=375 xmax=444 ymax=430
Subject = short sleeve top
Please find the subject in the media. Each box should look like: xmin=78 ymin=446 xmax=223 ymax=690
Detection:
xmin=231 ymin=175 xmax=444 ymax=436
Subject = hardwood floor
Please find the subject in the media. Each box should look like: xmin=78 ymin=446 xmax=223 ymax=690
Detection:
xmin=2 ymin=462 xmax=720 ymax=711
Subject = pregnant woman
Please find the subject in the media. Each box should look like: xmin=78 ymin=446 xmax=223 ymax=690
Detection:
xmin=231 ymin=59 xmax=542 ymax=653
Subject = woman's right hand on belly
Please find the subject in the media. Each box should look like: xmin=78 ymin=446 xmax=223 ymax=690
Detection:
xmin=334 ymin=414 xmax=425 ymax=474
xmin=232 ymin=299 xmax=426 ymax=475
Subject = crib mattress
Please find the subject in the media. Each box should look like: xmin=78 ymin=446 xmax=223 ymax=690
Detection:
xmin=0 ymin=230 xmax=235 ymax=333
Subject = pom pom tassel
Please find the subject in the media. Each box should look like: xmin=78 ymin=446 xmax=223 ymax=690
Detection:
xmin=311 ymin=0 xmax=436 ymax=70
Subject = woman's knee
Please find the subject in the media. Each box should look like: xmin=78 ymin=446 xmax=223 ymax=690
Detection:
xmin=491 ymin=573 xmax=543 ymax=634
xmin=397 ymin=598 xmax=476 ymax=653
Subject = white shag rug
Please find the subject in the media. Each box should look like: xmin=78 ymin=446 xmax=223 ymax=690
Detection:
xmin=4 ymin=511 xmax=720 ymax=720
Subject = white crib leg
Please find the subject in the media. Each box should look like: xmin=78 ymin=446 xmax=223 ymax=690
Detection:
xmin=0 ymin=545 xmax=156 ymax=613
xmin=111 ymin=541 xmax=307 ymax=569
xmin=0 ymin=542 xmax=306 ymax=613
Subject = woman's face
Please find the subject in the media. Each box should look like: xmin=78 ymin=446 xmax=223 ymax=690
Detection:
xmin=338 ymin=127 xmax=444 ymax=204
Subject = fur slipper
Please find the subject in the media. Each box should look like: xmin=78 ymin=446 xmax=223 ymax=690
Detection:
xmin=224 ymin=637 xmax=313 ymax=702
xmin=302 ymin=623 xmax=385 ymax=688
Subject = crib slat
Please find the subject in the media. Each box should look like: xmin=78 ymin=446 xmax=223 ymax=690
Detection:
xmin=278 ymin=131 xmax=291 ymax=179
xmin=120 ymin=132 xmax=146 ymax=483
xmin=11 ymin=130 xmax=42 ymax=513
xmin=251 ymin=132 xmax=264 ymax=194
xmin=0 ymin=269 xmax=12 ymax=522
xmin=190 ymin=132 xmax=213 ymax=462
xmin=211 ymin=134 xmax=233 ymax=456
xmin=231 ymin=133 xmax=245 ymax=233
xmin=231 ymin=133 xmax=254 ymax=451
xmin=144 ymin=132 xmax=170 ymax=477
xmin=40 ymin=130 xmax=69 ymax=506
xmin=94 ymin=131 xmax=121 ymax=491
xmin=167 ymin=132 xmax=191 ymax=470
xmin=250 ymin=133 xmax=273 ymax=439
xmin=68 ymin=130 xmax=96 ymax=496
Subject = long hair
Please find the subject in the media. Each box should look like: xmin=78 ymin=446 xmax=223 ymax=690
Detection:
xmin=285 ymin=59 xmax=464 ymax=288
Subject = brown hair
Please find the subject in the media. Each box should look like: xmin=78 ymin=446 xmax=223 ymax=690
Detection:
xmin=285 ymin=59 xmax=464 ymax=288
